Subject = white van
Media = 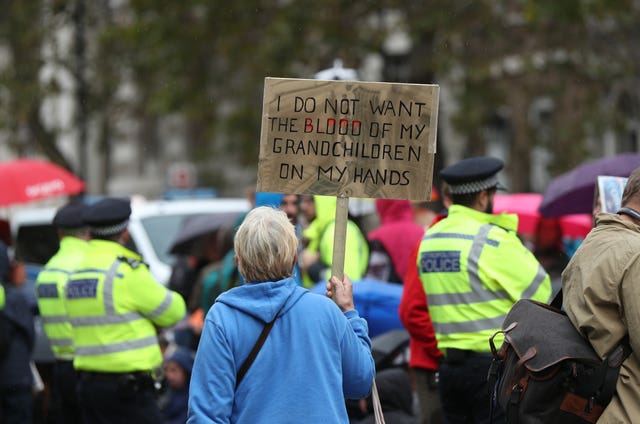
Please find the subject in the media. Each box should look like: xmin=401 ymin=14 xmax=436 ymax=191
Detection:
xmin=11 ymin=197 xmax=249 ymax=286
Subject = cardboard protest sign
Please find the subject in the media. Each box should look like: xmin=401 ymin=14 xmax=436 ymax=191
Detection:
xmin=257 ymin=78 xmax=439 ymax=201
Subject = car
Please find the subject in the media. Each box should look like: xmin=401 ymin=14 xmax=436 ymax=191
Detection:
xmin=10 ymin=196 xmax=250 ymax=363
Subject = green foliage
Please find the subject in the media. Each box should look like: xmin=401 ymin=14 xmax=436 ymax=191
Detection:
xmin=1 ymin=0 xmax=639 ymax=190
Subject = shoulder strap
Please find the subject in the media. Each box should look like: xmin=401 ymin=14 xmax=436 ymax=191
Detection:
xmin=235 ymin=308 xmax=282 ymax=389
xmin=550 ymin=287 xmax=563 ymax=309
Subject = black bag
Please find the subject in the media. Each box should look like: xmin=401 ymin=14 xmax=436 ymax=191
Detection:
xmin=488 ymin=298 xmax=630 ymax=424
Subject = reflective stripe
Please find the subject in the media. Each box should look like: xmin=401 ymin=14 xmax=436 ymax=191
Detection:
xmin=467 ymin=225 xmax=489 ymax=291
xmin=425 ymin=225 xmax=510 ymax=307
xmin=466 ymin=225 xmax=510 ymax=303
xmin=75 ymin=335 xmax=158 ymax=356
xmin=423 ymin=232 xmax=500 ymax=247
xmin=428 ymin=290 xmax=511 ymax=307
xmin=49 ymin=337 xmax=74 ymax=347
xmin=146 ymin=292 xmax=173 ymax=319
xmin=103 ymin=260 xmax=123 ymax=315
xmin=70 ymin=312 xmax=143 ymax=327
xmin=73 ymin=268 xmax=124 ymax=278
xmin=56 ymin=353 xmax=74 ymax=361
xmin=521 ymin=264 xmax=549 ymax=300
xmin=42 ymin=315 xmax=70 ymax=324
xmin=42 ymin=268 xmax=72 ymax=275
xmin=433 ymin=314 xmax=506 ymax=335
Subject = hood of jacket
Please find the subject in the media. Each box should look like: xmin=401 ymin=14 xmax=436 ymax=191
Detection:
xmin=215 ymin=277 xmax=305 ymax=323
xmin=374 ymin=199 xmax=414 ymax=225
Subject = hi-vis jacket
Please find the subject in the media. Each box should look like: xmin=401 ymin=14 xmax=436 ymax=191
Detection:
xmin=0 ymin=284 xmax=4 ymax=309
xmin=418 ymin=205 xmax=551 ymax=353
xmin=65 ymin=239 xmax=186 ymax=373
xmin=303 ymin=195 xmax=369 ymax=286
xmin=35 ymin=237 xmax=88 ymax=360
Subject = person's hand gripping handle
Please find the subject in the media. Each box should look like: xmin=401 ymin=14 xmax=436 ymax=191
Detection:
xmin=325 ymin=274 xmax=355 ymax=313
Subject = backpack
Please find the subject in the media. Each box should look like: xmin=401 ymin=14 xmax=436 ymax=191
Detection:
xmin=488 ymin=296 xmax=631 ymax=424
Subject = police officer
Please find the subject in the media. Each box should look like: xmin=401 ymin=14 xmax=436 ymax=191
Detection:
xmin=417 ymin=157 xmax=551 ymax=423
xmin=35 ymin=201 xmax=90 ymax=424
xmin=65 ymin=198 xmax=186 ymax=423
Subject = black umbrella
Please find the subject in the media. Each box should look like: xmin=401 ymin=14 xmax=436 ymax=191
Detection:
xmin=168 ymin=212 xmax=241 ymax=255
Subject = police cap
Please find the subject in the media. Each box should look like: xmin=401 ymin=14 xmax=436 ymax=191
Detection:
xmin=52 ymin=201 xmax=89 ymax=229
xmin=440 ymin=157 xmax=504 ymax=195
xmin=83 ymin=198 xmax=131 ymax=236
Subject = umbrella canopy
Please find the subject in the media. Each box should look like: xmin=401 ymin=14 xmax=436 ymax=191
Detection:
xmin=494 ymin=193 xmax=592 ymax=239
xmin=558 ymin=214 xmax=593 ymax=239
xmin=494 ymin=193 xmax=543 ymax=236
xmin=539 ymin=152 xmax=640 ymax=217
xmin=168 ymin=212 xmax=240 ymax=255
xmin=0 ymin=158 xmax=85 ymax=206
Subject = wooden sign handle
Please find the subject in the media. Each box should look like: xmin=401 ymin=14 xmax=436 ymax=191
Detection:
xmin=331 ymin=195 xmax=349 ymax=282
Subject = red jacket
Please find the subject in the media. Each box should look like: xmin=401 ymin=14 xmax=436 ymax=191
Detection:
xmin=368 ymin=199 xmax=426 ymax=280
xmin=398 ymin=215 xmax=444 ymax=370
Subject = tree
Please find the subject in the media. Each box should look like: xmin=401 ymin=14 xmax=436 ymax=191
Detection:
xmin=404 ymin=0 xmax=640 ymax=189
xmin=0 ymin=0 xmax=73 ymax=170
xmin=2 ymin=1 xmax=639 ymax=194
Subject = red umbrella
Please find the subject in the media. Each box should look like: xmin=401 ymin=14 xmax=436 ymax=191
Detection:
xmin=494 ymin=193 xmax=593 ymax=238
xmin=558 ymin=214 xmax=592 ymax=239
xmin=0 ymin=158 xmax=85 ymax=206
xmin=494 ymin=193 xmax=543 ymax=236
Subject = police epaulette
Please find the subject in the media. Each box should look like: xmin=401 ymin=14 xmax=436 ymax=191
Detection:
xmin=117 ymin=255 xmax=148 ymax=269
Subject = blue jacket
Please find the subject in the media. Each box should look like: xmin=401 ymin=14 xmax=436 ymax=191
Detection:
xmin=188 ymin=277 xmax=375 ymax=423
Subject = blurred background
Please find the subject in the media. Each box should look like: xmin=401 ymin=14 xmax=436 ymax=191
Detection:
xmin=0 ymin=0 xmax=639 ymax=198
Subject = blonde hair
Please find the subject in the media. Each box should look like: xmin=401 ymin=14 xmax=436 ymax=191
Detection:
xmin=234 ymin=206 xmax=298 ymax=282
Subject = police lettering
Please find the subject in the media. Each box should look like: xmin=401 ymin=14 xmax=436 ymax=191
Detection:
xmin=420 ymin=251 xmax=461 ymax=273
xmin=66 ymin=278 xmax=99 ymax=299
xmin=37 ymin=283 xmax=59 ymax=299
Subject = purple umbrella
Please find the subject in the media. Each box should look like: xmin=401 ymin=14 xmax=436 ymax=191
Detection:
xmin=539 ymin=152 xmax=640 ymax=217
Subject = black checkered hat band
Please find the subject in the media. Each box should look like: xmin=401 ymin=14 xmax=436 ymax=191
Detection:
xmin=448 ymin=175 xmax=499 ymax=195
xmin=90 ymin=220 xmax=129 ymax=236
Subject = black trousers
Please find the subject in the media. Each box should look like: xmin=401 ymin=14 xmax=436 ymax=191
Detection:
xmin=0 ymin=386 xmax=32 ymax=424
xmin=438 ymin=353 xmax=505 ymax=424
xmin=77 ymin=371 xmax=162 ymax=424
xmin=48 ymin=359 xmax=81 ymax=424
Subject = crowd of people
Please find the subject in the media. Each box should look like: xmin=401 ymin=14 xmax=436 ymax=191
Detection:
xmin=0 ymin=155 xmax=638 ymax=423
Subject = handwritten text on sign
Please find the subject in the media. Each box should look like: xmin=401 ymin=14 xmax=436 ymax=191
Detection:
xmin=258 ymin=78 xmax=439 ymax=200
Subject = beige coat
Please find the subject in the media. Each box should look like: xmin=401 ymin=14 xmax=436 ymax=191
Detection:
xmin=562 ymin=213 xmax=640 ymax=423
